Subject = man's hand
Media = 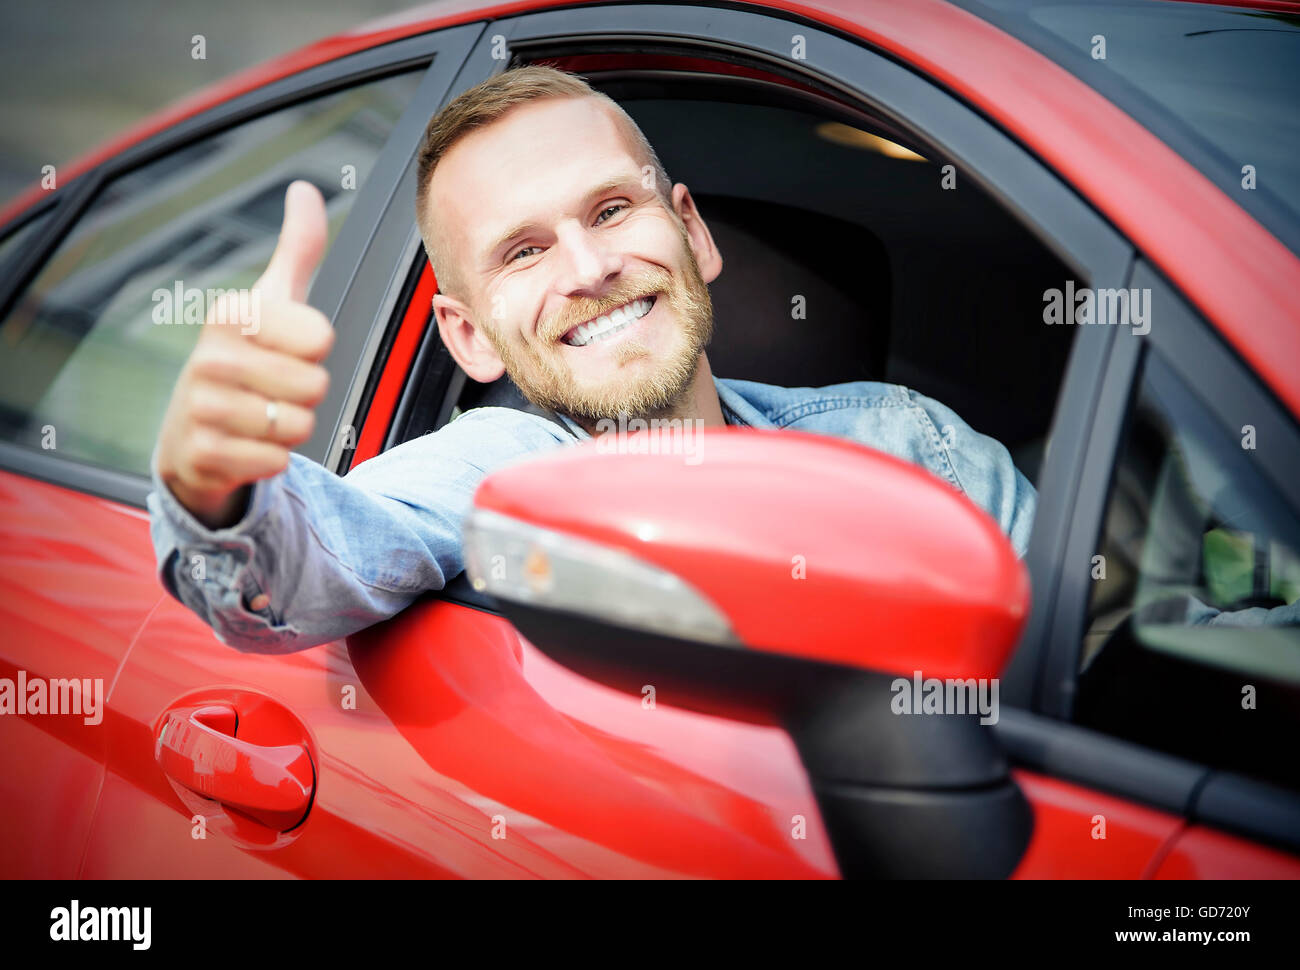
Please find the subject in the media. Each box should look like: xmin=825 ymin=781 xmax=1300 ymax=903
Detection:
xmin=155 ymin=181 xmax=334 ymax=529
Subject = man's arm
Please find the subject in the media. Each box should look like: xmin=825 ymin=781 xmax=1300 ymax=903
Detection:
xmin=147 ymin=180 xmax=571 ymax=652
xmin=149 ymin=408 xmax=571 ymax=653
xmin=904 ymin=389 xmax=1037 ymax=558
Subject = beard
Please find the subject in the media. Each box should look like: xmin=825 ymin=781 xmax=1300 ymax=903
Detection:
xmin=479 ymin=227 xmax=714 ymax=423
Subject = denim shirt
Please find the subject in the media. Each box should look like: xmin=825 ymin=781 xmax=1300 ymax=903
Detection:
xmin=148 ymin=377 xmax=1038 ymax=653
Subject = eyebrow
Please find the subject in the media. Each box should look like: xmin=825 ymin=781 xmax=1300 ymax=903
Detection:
xmin=481 ymin=174 xmax=645 ymax=268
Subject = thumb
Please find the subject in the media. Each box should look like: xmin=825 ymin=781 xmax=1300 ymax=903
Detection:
xmin=257 ymin=180 xmax=327 ymax=303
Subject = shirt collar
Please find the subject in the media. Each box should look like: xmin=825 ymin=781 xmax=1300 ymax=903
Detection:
xmin=713 ymin=376 xmax=776 ymax=429
xmin=555 ymin=376 xmax=770 ymax=440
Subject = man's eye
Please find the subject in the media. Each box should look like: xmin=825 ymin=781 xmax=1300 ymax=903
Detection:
xmin=596 ymin=204 xmax=627 ymax=224
xmin=510 ymin=246 xmax=541 ymax=262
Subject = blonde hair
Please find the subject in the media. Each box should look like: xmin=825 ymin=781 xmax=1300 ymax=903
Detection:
xmin=414 ymin=65 xmax=671 ymax=300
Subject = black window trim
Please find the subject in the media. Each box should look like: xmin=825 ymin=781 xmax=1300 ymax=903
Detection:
xmin=996 ymin=706 xmax=1300 ymax=856
xmin=0 ymin=194 xmax=59 ymax=251
xmin=0 ymin=24 xmax=486 ymax=507
xmin=301 ymin=22 xmax=490 ymax=470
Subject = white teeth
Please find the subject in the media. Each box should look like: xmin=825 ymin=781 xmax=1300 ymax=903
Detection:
xmin=563 ymin=295 xmax=655 ymax=346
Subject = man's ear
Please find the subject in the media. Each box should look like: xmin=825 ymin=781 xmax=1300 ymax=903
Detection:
xmin=671 ymin=183 xmax=723 ymax=284
xmin=432 ymin=292 xmax=507 ymax=383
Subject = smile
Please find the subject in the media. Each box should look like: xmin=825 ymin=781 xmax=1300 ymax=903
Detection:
xmin=561 ymin=294 xmax=657 ymax=347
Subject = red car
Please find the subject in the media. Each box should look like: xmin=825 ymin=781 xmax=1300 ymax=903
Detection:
xmin=1 ymin=0 xmax=1298 ymax=879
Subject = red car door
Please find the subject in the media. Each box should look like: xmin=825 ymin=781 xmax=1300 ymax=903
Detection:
xmin=0 ymin=469 xmax=159 ymax=877
xmin=3 ymin=29 xmax=480 ymax=877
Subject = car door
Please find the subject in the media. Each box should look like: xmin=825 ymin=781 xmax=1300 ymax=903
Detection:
xmin=0 ymin=197 xmax=151 ymax=879
xmin=1026 ymin=260 xmax=1300 ymax=878
xmin=0 ymin=24 xmax=485 ymax=878
xmin=340 ymin=1 xmax=1220 ymax=878
xmin=952 ymin=0 xmax=1300 ymax=876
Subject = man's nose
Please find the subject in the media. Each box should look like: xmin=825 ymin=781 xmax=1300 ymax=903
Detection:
xmin=554 ymin=220 xmax=623 ymax=295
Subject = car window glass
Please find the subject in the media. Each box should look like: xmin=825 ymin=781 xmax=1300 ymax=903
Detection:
xmin=0 ymin=70 xmax=423 ymax=479
xmin=1078 ymin=349 xmax=1300 ymax=789
xmin=956 ymin=0 xmax=1300 ymax=258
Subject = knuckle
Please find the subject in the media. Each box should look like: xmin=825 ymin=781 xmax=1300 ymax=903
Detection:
xmin=309 ymin=313 xmax=335 ymax=357
xmin=187 ymin=428 xmax=228 ymax=474
xmin=258 ymin=296 xmax=290 ymax=329
xmin=190 ymin=344 xmax=240 ymax=384
xmin=303 ymin=366 xmax=330 ymax=405
xmin=189 ymin=385 xmax=233 ymax=426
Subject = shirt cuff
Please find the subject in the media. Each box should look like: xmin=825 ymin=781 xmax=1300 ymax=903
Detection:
xmin=147 ymin=448 xmax=280 ymax=544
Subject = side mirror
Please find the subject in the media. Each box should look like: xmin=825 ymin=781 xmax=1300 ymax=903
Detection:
xmin=465 ymin=428 xmax=1032 ymax=877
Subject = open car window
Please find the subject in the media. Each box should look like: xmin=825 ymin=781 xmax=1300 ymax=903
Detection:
xmin=445 ymin=62 xmax=1078 ymax=489
xmin=0 ymin=71 xmax=422 ymax=481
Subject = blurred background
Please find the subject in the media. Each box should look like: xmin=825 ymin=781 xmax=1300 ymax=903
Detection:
xmin=0 ymin=0 xmax=429 ymax=209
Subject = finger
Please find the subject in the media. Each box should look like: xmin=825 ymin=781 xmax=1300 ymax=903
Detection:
xmin=190 ymin=339 xmax=329 ymax=407
xmin=201 ymin=292 xmax=335 ymax=364
xmin=246 ymin=298 xmax=335 ymax=362
xmin=184 ymin=428 xmax=291 ymax=486
xmin=188 ymin=381 xmax=316 ymax=446
xmin=256 ymin=180 xmax=328 ymax=303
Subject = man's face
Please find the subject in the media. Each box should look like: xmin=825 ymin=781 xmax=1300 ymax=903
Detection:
xmin=428 ymin=96 xmax=717 ymax=421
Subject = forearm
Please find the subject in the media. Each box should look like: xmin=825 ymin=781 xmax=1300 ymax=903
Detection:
xmin=148 ymin=451 xmax=460 ymax=653
xmin=147 ymin=407 xmax=575 ymax=653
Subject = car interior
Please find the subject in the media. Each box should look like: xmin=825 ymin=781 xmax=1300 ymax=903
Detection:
xmin=439 ymin=55 xmax=1078 ymax=489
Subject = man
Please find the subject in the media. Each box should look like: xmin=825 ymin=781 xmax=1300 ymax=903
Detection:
xmin=149 ymin=66 xmax=1036 ymax=653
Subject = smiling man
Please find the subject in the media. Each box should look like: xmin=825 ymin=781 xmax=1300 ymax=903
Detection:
xmin=148 ymin=66 xmax=1036 ymax=652
xmin=418 ymin=79 xmax=722 ymax=436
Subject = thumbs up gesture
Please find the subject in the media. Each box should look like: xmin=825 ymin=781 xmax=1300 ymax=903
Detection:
xmin=155 ymin=181 xmax=335 ymax=528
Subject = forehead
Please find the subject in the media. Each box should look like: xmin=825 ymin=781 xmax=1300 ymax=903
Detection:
xmin=430 ymin=96 xmax=643 ymax=259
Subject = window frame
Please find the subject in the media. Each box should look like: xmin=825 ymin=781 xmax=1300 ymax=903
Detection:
xmin=1042 ymin=258 xmax=1300 ymax=723
xmin=1028 ymin=256 xmax=1300 ymax=851
xmin=0 ymin=196 xmax=59 ymax=260
xmin=0 ymin=24 xmax=486 ymax=507
xmin=380 ymin=3 xmax=1136 ymax=666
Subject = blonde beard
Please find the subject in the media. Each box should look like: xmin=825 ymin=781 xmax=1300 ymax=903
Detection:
xmin=480 ymin=240 xmax=714 ymax=422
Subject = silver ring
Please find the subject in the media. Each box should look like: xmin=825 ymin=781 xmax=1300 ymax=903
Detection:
xmin=265 ymin=399 xmax=279 ymax=438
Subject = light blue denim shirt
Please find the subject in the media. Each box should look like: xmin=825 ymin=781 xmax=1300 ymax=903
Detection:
xmin=148 ymin=377 xmax=1037 ymax=653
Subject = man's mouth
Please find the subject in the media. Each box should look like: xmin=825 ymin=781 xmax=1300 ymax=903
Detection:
xmin=560 ymin=294 xmax=657 ymax=347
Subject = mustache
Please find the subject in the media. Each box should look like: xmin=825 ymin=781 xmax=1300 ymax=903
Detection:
xmin=539 ymin=270 xmax=673 ymax=343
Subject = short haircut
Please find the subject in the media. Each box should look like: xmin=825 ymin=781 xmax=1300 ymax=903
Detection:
xmin=414 ymin=64 xmax=672 ymax=301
